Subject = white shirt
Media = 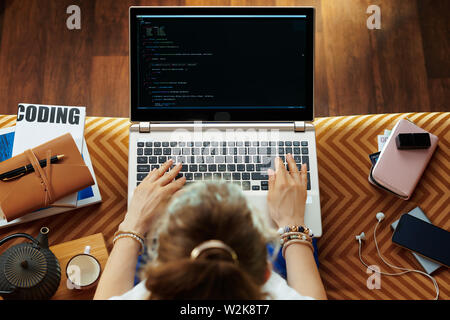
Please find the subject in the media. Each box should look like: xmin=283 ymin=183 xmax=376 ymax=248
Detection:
xmin=109 ymin=270 xmax=314 ymax=300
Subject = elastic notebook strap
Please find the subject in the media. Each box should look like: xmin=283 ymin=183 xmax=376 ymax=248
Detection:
xmin=24 ymin=148 xmax=55 ymax=207
xmin=45 ymin=149 xmax=53 ymax=200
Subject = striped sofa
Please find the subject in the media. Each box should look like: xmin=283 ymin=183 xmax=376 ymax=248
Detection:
xmin=0 ymin=112 xmax=448 ymax=300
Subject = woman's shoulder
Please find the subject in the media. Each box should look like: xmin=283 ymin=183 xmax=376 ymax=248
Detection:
xmin=263 ymin=270 xmax=315 ymax=300
xmin=109 ymin=271 xmax=315 ymax=300
xmin=109 ymin=280 xmax=150 ymax=300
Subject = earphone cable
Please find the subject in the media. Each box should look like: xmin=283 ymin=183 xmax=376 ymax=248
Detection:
xmin=357 ymin=220 xmax=439 ymax=300
xmin=372 ymin=220 xmax=439 ymax=300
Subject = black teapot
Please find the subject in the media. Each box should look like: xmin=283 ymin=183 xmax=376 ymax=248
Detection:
xmin=0 ymin=227 xmax=61 ymax=300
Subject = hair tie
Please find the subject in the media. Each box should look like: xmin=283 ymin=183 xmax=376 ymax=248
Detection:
xmin=190 ymin=240 xmax=238 ymax=264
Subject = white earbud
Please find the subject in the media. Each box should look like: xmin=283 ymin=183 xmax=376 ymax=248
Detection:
xmin=355 ymin=211 xmax=439 ymax=300
xmin=355 ymin=232 xmax=366 ymax=242
xmin=376 ymin=212 xmax=385 ymax=222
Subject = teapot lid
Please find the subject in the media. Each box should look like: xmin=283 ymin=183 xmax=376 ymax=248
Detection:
xmin=4 ymin=245 xmax=47 ymax=288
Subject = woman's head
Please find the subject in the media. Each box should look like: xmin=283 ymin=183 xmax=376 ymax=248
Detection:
xmin=144 ymin=181 xmax=274 ymax=299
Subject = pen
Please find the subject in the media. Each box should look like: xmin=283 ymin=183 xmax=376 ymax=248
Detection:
xmin=0 ymin=154 xmax=65 ymax=181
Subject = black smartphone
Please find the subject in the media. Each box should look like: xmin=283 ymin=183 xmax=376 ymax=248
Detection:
xmin=392 ymin=213 xmax=450 ymax=267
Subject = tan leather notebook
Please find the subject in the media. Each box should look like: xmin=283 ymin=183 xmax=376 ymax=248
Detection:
xmin=0 ymin=133 xmax=94 ymax=222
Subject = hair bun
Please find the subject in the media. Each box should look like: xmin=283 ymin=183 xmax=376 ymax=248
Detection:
xmin=146 ymin=257 xmax=263 ymax=299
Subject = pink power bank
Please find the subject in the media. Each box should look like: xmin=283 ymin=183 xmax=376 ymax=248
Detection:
xmin=369 ymin=118 xmax=439 ymax=200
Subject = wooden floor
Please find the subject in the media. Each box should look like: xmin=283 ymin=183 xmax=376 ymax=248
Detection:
xmin=0 ymin=0 xmax=448 ymax=118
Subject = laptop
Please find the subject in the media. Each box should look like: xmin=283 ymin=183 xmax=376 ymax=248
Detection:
xmin=128 ymin=6 xmax=322 ymax=236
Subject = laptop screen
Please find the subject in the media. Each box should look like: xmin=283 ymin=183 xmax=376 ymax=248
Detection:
xmin=130 ymin=7 xmax=314 ymax=122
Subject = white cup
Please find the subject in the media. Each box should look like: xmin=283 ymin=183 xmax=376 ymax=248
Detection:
xmin=66 ymin=246 xmax=101 ymax=290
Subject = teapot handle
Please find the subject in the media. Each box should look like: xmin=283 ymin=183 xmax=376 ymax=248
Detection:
xmin=0 ymin=233 xmax=39 ymax=247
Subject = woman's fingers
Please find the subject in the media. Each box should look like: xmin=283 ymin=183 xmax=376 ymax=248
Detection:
xmin=159 ymin=162 xmax=182 ymax=185
xmin=301 ymin=163 xmax=308 ymax=186
xmin=164 ymin=174 xmax=186 ymax=193
xmin=268 ymin=168 xmax=275 ymax=190
xmin=138 ymin=167 xmax=157 ymax=187
xmin=286 ymin=153 xmax=300 ymax=180
xmin=274 ymin=156 xmax=288 ymax=182
xmin=147 ymin=159 xmax=173 ymax=182
xmin=157 ymin=159 xmax=174 ymax=177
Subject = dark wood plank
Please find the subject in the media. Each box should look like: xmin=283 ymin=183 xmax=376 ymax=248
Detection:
xmin=417 ymin=0 xmax=450 ymax=79
xmin=90 ymin=56 xmax=129 ymax=117
xmin=321 ymin=0 xmax=378 ymax=116
xmin=368 ymin=0 xmax=430 ymax=113
xmin=312 ymin=0 xmax=329 ymax=117
xmin=0 ymin=0 xmax=48 ymax=115
xmin=0 ymin=0 xmax=448 ymax=118
xmin=428 ymin=78 xmax=450 ymax=112
xmin=185 ymin=0 xmax=229 ymax=4
xmin=41 ymin=0 xmax=95 ymax=109
xmin=0 ymin=1 xmax=6 ymax=46
xmin=93 ymin=0 xmax=136 ymax=56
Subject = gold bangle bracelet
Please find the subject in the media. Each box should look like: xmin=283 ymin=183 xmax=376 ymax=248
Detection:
xmin=282 ymin=239 xmax=314 ymax=258
xmin=114 ymin=230 xmax=145 ymax=242
xmin=113 ymin=233 xmax=145 ymax=255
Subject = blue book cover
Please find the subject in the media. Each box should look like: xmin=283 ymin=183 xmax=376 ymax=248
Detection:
xmin=0 ymin=128 xmax=15 ymax=162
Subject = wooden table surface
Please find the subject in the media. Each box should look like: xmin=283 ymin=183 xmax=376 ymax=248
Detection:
xmin=0 ymin=233 xmax=108 ymax=300
xmin=50 ymin=233 xmax=109 ymax=300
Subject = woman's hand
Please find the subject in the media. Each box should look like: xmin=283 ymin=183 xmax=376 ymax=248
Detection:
xmin=267 ymin=155 xmax=327 ymax=300
xmin=119 ymin=159 xmax=186 ymax=235
xmin=267 ymin=154 xmax=308 ymax=228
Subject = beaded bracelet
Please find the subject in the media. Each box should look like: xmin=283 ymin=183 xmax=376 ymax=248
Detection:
xmin=277 ymin=225 xmax=314 ymax=237
xmin=280 ymin=231 xmax=313 ymax=239
xmin=113 ymin=232 xmax=145 ymax=255
xmin=282 ymin=239 xmax=314 ymax=258
xmin=280 ymin=232 xmax=313 ymax=246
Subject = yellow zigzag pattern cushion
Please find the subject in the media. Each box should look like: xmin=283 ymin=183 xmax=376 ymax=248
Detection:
xmin=0 ymin=112 xmax=448 ymax=300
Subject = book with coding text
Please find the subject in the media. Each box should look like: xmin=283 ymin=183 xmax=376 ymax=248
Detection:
xmin=12 ymin=103 xmax=86 ymax=207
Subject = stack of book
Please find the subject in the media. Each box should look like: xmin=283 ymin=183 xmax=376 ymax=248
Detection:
xmin=0 ymin=103 xmax=101 ymax=228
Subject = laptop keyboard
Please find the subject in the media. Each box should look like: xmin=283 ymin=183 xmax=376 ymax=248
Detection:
xmin=135 ymin=141 xmax=310 ymax=191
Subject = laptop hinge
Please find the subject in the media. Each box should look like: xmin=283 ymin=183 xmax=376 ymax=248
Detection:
xmin=294 ymin=121 xmax=305 ymax=132
xmin=139 ymin=122 xmax=150 ymax=133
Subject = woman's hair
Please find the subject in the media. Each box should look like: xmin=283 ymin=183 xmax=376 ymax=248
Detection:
xmin=143 ymin=181 xmax=276 ymax=300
